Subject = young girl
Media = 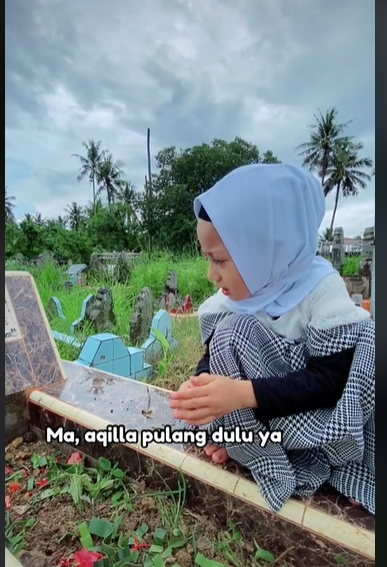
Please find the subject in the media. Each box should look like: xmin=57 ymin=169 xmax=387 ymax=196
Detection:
xmin=169 ymin=163 xmax=375 ymax=515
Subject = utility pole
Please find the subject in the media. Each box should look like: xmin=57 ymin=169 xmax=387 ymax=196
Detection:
xmin=146 ymin=128 xmax=152 ymax=258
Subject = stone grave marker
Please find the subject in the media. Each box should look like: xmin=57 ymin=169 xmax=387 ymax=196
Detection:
xmin=331 ymin=227 xmax=344 ymax=271
xmin=5 ymin=272 xmax=66 ymax=442
xmin=351 ymin=294 xmax=363 ymax=307
xmin=129 ymin=287 xmax=154 ymax=345
xmin=85 ymin=287 xmax=116 ymax=332
xmin=360 ymin=227 xmax=374 ymax=277
xmin=159 ymin=269 xmax=178 ymax=309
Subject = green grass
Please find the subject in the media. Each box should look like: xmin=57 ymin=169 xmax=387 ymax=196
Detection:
xmin=5 ymin=256 xmax=356 ymax=566
xmin=341 ymin=255 xmax=361 ymax=277
xmin=6 ymin=253 xmax=362 ymax=390
xmin=7 ymin=256 xmax=211 ymax=390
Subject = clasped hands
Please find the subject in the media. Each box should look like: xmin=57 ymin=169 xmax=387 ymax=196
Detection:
xmin=169 ymin=373 xmax=256 ymax=425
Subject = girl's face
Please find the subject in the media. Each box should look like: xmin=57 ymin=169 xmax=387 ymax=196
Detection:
xmin=197 ymin=219 xmax=250 ymax=301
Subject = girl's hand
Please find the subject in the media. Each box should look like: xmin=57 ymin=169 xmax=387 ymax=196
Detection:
xmin=176 ymin=378 xmax=195 ymax=393
xmin=169 ymin=373 xmax=253 ymax=425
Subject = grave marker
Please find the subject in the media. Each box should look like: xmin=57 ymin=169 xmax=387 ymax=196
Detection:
xmin=5 ymin=272 xmax=66 ymax=442
xmin=129 ymin=287 xmax=154 ymax=345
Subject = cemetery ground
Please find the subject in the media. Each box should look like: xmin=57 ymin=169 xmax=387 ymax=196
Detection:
xmin=30 ymin=256 xmax=212 ymax=391
xmin=7 ymin=437 xmax=273 ymax=567
xmin=16 ymin=254 xmax=362 ymax=391
xmin=5 ymin=255 xmax=363 ymax=567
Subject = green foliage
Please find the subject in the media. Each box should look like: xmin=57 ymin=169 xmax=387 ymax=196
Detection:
xmin=341 ymin=256 xmax=361 ymax=276
xmin=6 ymin=119 xmax=373 ymax=264
xmin=5 ymin=137 xmax=281 ymax=262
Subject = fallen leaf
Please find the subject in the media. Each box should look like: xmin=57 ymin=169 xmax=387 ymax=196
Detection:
xmin=9 ymin=482 xmax=20 ymax=494
xmin=74 ymin=549 xmax=103 ymax=567
xmin=12 ymin=504 xmax=30 ymax=515
xmin=5 ymin=465 xmax=12 ymax=474
xmin=67 ymin=452 xmax=82 ymax=465
xmin=6 ymin=437 xmax=24 ymax=450
xmin=36 ymin=479 xmax=49 ymax=488
xmin=5 ymin=496 xmax=11 ymax=509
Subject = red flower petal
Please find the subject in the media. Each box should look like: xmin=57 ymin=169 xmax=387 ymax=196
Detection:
xmin=5 ymin=496 xmax=11 ymax=509
xmin=74 ymin=549 xmax=103 ymax=567
xmin=67 ymin=452 xmax=82 ymax=465
xmin=9 ymin=483 xmax=20 ymax=494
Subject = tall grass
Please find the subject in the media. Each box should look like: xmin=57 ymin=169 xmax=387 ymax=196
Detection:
xmin=6 ymin=252 xmax=362 ymax=388
xmin=341 ymin=256 xmax=361 ymax=277
xmin=6 ymin=255 xmax=208 ymax=386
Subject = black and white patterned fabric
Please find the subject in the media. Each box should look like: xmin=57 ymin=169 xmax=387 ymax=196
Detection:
xmin=189 ymin=312 xmax=375 ymax=514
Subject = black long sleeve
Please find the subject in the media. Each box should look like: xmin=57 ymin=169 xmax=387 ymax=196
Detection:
xmin=251 ymin=347 xmax=354 ymax=422
xmin=194 ymin=342 xmax=211 ymax=376
xmin=194 ymin=341 xmax=354 ymax=422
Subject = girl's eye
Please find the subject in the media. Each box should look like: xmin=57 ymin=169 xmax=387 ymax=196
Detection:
xmin=213 ymin=259 xmax=223 ymax=265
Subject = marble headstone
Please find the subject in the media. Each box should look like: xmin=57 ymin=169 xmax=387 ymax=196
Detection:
xmin=5 ymin=271 xmax=66 ymax=442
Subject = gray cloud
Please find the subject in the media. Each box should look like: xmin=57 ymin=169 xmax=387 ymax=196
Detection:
xmin=5 ymin=0 xmax=375 ymax=235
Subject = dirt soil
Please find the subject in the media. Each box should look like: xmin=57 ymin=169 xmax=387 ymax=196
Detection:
xmin=5 ymin=433 xmax=280 ymax=567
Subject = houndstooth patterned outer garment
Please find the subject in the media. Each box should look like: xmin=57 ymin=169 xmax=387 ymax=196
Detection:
xmin=187 ymin=312 xmax=375 ymax=515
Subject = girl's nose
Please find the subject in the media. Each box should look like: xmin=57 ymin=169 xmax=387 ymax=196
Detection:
xmin=208 ymin=264 xmax=219 ymax=284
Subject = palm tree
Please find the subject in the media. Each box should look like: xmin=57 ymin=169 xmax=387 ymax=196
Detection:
xmin=5 ymin=186 xmax=16 ymax=223
xmin=96 ymin=153 xmax=126 ymax=205
xmin=296 ymin=108 xmax=353 ymax=185
xmin=324 ymin=140 xmax=373 ymax=235
xmin=21 ymin=213 xmax=34 ymax=223
xmin=64 ymin=202 xmax=85 ymax=230
xmin=55 ymin=215 xmax=67 ymax=229
xmin=319 ymin=227 xmax=333 ymax=243
xmin=33 ymin=213 xmax=46 ymax=227
xmin=72 ymin=140 xmax=103 ymax=208
xmin=117 ymin=181 xmax=141 ymax=223
xmin=318 ymin=227 xmax=333 ymax=256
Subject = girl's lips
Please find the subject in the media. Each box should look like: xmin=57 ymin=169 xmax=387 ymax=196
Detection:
xmin=221 ymin=288 xmax=229 ymax=296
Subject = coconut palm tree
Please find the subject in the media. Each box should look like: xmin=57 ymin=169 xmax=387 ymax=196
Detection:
xmin=55 ymin=215 xmax=67 ymax=229
xmin=5 ymin=186 xmax=16 ymax=223
xmin=317 ymin=227 xmax=333 ymax=257
xmin=319 ymin=227 xmax=333 ymax=243
xmin=296 ymin=108 xmax=353 ymax=185
xmin=117 ymin=181 xmax=141 ymax=223
xmin=72 ymin=140 xmax=104 ymax=208
xmin=96 ymin=153 xmax=126 ymax=205
xmin=64 ymin=202 xmax=85 ymax=230
xmin=21 ymin=213 xmax=34 ymax=223
xmin=324 ymin=140 xmax=373 ymax=235
xmin=33 ymin=213 xmax=46 ymax=227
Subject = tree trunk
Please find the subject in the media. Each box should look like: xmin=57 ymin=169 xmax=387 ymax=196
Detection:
xmin=329 ymin=182 xmax=341 ymax=236
xmin=92 ymin=167 xmax=96 ymax=210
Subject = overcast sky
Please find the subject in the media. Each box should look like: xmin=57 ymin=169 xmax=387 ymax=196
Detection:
xmin=5 ymin=0 xmax=374 ymax=237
